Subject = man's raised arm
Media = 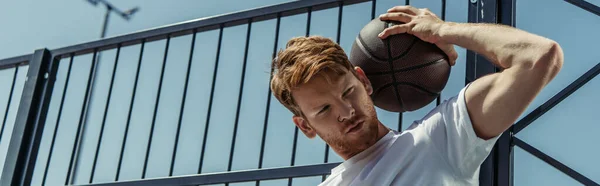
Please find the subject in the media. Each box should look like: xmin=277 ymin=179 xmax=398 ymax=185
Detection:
xmin=379 ymin=6 xmax=564 ymax=139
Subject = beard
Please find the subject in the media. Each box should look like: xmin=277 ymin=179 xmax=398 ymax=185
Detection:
xmin=318 ymin=96 xmax=381 ymax=158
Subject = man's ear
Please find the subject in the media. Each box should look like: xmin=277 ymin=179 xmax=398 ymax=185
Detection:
xmin=293 ymin=115 xmax=316 ymax=139
xmin=354 ymin=66 xmax=373 ymax=95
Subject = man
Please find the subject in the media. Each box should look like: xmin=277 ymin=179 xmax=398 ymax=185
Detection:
xmin=270 ymin=5 xmax=563 ymax=185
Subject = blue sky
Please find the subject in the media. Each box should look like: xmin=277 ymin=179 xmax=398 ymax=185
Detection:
xmin=0 ymin=0 xmax=599 ymax=185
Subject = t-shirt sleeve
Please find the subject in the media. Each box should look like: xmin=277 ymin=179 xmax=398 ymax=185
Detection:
xmin=422 ymin=84 xmax=501 ymax=178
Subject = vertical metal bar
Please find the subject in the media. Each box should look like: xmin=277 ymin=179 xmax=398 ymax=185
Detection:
xmin=41 ymin=55 xmax=74 ymax=186
xmin=468 ymin=1 xmax=498 ymax=84
xmin=499 ymin=0 xmax=516 ymax=28
xmin=371 ymin=0 xmax=377 ymax=20
xmin=465 ymin=0 xmax=477 ymax=86
xmin=397 ymin=112 xmax=402 ymax=131
xmin=142 ymin=36 xmax=171 ymax=178
xmin=22 ymin=53 xmax=60 ymax=186
xmin=89 ymin=45 xmax=122 ymax=183
xmin=169 ymin=31 xmax=198 ymax=177
xmin=224 ymin=20 xmax=253 ymax=186
xmin=496 ymin=1 xmax=515 ymax=185
xmin=257 ymin=13 xmax=281 ymax=186
xmin=288 ymin=8 xmax=312 ymax=186
xmin=0 ymin=65 xmax=19 ymax=141
xmin=467 ymin=0 xmax=495 ymax=184
xmin=1 ymin=48 xmax=58 ymax=186
xmin=227 ymin=20 xmax=252 ymax=172
xmin=115 ymin=40 xmax=146 ymax=181
xmin=335 ymin=3 xmax=343 ymax=58
xmin=494 ymin=132 xmax=514 ymax=186
xmin=198 ymin=25 xmax=224 ymax=174
xmin=466 ymin=0 xmax=515 ymax=186
xmin=441 ymin=0 xmax=446 ymax=21
xmin=66 ymin=49 xmax=100 ymax=185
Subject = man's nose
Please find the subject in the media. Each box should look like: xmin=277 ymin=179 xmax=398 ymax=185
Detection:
xmin=337 ymin=101 xmax=355 ymax=123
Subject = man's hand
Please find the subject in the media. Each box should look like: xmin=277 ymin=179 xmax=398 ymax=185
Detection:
xmin=378 ymin=6 xmax=457 ymax=66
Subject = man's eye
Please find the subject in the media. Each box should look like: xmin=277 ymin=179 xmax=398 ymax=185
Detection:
xmin=343 ymin=87 xmax=354 ymax=97
xmin=319 ymin=105 xmax=330 ymax=114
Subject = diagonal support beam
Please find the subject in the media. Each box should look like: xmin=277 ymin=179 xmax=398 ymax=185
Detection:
xmin=565 ymin=0 xmax=600 ymax=17
xmin=513 ymin=62 xmax=600 ymax=134
xmin=513 ymin=138 xmax=600 ymax=186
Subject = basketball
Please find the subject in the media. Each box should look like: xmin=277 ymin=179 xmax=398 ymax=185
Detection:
xmin=349 ymin=18 xmax=451 ymax=113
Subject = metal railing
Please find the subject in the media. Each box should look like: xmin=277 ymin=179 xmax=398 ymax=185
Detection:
xmin=0 ymin=1 xmax=382 ymax=185
xmin=1 ymin=0 xmax=599 ymax=186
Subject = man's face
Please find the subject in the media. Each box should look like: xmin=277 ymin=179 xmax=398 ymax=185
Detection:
xmin=291 ymin=67 xmax=382 ymax=157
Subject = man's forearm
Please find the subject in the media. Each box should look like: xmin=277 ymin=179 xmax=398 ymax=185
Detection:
xmin=438 ymin=22 xmax=559 ymax=70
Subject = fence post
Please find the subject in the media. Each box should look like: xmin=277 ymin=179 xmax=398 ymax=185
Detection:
xmin=467 ymin=0 xmax=515 ymax=185
xmin=496 ymin=0 xmax=515 ymax=185
xmin=1 ymin=49 xmax=59 ymax=186
xmin=466 ymin=1 xmax=495 ymax=184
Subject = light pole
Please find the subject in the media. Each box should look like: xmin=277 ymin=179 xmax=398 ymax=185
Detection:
xmin=84 ymin=0 xmax=139 ymax=105
xmin=87 ymin=0 xmax=139 ymax=38
xmin=87 ymin=0 xmax=139 ymax=63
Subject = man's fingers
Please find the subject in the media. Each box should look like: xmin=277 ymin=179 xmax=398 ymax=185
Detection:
xmin=436 ymin=42 xmax=458 ymax=66
xmin=378 ymin=24 xmax=410 ymax=39
xmin=379 ymin=12 xmax=413 ymax=23
xmin=387 ymin=6 xmax=419 ymax=15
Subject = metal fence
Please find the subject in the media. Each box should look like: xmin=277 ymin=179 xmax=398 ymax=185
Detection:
xmin=0 ymin=0 xmax=599 ymax=185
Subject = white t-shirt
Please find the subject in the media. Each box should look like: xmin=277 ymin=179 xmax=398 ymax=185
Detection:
xmin=320 ymin=85 xmax=501 ymax=186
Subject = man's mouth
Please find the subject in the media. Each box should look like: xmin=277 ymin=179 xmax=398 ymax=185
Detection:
xmin=346 ymin=119 xmax=364 ymax=134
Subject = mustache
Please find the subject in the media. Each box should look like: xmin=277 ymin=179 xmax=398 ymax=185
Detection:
xmin=343 ymin=115 xmax=364 ymax=125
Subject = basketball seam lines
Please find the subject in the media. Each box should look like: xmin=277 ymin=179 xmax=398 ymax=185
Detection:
xmin=384 ymin=22 xmax=406 ymax=112
xmin=365 ymin=57 xmax=446 ymax=76
xmin=389 ymin=38 xmax=418 ymax=61
xmin=357 ymin=33 xmax=418 ymax=62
